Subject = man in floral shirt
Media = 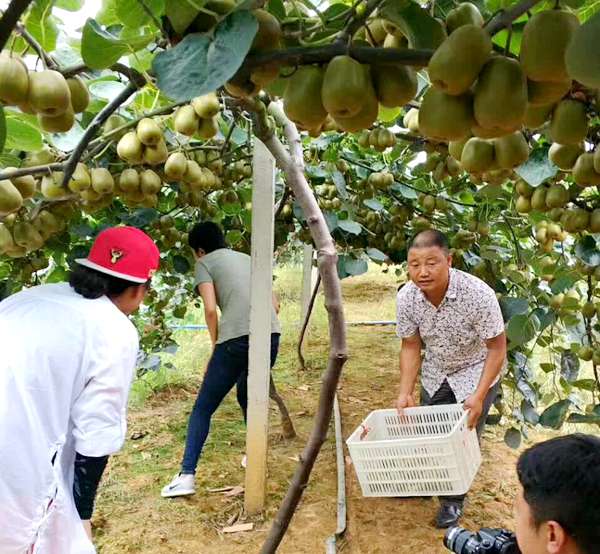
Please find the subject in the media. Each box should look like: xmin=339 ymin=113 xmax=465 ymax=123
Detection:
xmin=396 ymin=229 xmax=507 ymax=528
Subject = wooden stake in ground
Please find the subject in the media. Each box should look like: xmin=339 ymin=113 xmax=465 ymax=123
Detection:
xmin=253 ymin=101 xmax=348 ymax=554
xmin=244 ymin=137 xmax=277 ymax=516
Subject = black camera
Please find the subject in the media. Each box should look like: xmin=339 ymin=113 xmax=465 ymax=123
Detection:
xmin=444 ymin=526 xmax=521 ymax=554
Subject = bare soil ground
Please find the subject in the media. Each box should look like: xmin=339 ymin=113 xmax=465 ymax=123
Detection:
xmin=94 ymin=268 xmax=525 ymax=554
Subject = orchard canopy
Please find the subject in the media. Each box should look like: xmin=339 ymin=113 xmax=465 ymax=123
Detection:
xmin=0 ymin=0 xmax=599 ymax=440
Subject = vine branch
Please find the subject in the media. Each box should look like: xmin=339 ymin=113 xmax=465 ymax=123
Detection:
xmin=297 ymin=273 xmax=321 ymax=370
xmin=0 ymin=163 xmax=65 ymax=182
xmin=15 ymin=21 xmax=57 ymax=69
xmin=61 ymin=82 xmax=143 ymax=189
xmin=340 ymin=0 xmax=387 ymax=41
xmin=0 ymin=0 xmax=34 ymax=51
xmin=484 ymin=0 xmax=545 ymax=36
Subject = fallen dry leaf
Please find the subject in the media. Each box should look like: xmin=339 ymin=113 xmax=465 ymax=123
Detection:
xmin=223 ymin=486 xmax=244 ymax=497
xmin=222 ymin=523 xmax=254 ymax=534
xmin=207 ymin=486 xmax=235 ymax=493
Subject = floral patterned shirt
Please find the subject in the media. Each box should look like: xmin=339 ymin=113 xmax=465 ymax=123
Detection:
xmin=396 ymin=268 xmax=506 ymax=402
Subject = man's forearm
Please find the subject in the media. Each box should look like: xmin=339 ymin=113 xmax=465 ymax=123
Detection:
xmin=399 ymin=347 xmax=422 ymax=395
xmin=205 ymin=311 xmax=218 ymax=345
xmin=474 ymin=347 xmax=505 ymax=399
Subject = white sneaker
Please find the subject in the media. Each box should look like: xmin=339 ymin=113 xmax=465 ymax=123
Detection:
xmin=161 ymin=473 xmax=196 ymax=498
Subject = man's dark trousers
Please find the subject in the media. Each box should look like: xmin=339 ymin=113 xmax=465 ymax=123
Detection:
xmin=421 ymin=378 xmax=501 ymax=505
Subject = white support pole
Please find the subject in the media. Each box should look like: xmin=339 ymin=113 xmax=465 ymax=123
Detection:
xmin=245 ymin=137 xmax=276 ymax=515
xmin=300 ymin=243 xmax=314 ymax=322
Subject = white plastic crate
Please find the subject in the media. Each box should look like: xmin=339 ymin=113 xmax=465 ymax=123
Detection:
xmin=346 ymin=404 xmax=481 ymax=497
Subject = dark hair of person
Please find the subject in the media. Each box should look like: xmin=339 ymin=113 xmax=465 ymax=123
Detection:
xmin=408 ymin=229 xmax=449 ymax=253
xmin=69 ymin=264 xmax=146 ymax=300
xmin=188 ymin=221 xmax=227 ymax=254
xmin=517 ymin=433 xmax=600 ymax=554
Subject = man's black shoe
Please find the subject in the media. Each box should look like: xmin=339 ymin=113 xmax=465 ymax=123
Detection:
xmin=435 ymin=502 xmax=463 ymax=528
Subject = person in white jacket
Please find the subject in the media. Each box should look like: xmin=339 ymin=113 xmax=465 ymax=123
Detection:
xmin=0 ymin=226 xmax=159 ymax=554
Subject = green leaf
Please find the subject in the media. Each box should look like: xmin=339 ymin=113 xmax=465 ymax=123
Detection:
xmin=504 ymin=427 xmax=521 ymax=449
xmin=97 ymin=0 xmax=121 ymax=26
xmin=364 ymin=198 xmax=384 ymax=211
xmin=378 ymin=105 xmax=402 ymax=123
xmin=560 ymin=350 xmax=580 ymax=383
xmin=337 ymin=219 xmax=362 ymax=235
xmin=45 ymin=266 xmax=69 ymax=283
xmin=574 ymin=235 xmax=600 ymax=267
xmin=0 ymin=107 xmax=5 ymax=154
xmin=55 ymin=0 xmax=84 ymax=9
xmin=499 ymin=297 xmax=529 ymax=321
xmin=47 ymin=121 xmax=86 ymax=152
xmin=572 ymin=379 xmax=598 ymax=392
xmin=521 ymin=400 xmax=539 ymax=425
xmin=172 ymin=254 xmax=191 ymax=273
xmin=567 ymin=412 xmax=600 ymax=425
xmin=344 ymin=257 xmax=369 ymax=276
xmin=25 ymin=0 xmax=59 ymax=52
xmin=379 ymin=0 xmax=447 ymax=50
xmin=391 ymin=182 xmax=418 ymax=200
xmin=0 ymin=153 xmax=22 ymax=167
xmin=514 ymin=146 xmax=557 ymax=187
xmin=153 ymin=11 xmax=258 ymax=101
xmin=165 ymin=0 xmax=200 ymax=35
xmin=539 ymin=399 xmax=571 ymax=429
xmin=267 ymin=0 xmax=286 ymax=20
xmin=116 ymin=0 xmax=165 ymax=27
xmin=366 ymin=247 xmax=387 ymax=263
xmin=89 ymin=79 xmax=128 ymax=101
xmin=4 ymin=112 xmax=43 ymax=152
xmin=226 ymin=229 xmax=243 ymax=246
xmin=507 ymin=313 xmax=540 ymax=346
xmin=81 ymin=18 xmax=155 ymax=69
xmin=331 ymin=170 xmax=349 ymax=199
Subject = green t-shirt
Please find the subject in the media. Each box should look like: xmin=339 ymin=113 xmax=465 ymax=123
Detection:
xmin=194 ymin=248 xmax=281 ymax=344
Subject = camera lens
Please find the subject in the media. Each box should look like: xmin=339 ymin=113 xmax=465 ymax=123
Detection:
xmin=444 ymin=527 xmax=478 ymax=554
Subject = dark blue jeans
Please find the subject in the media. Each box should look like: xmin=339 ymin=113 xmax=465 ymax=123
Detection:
xmin=181 ymin=333 xmax=280 ymax=474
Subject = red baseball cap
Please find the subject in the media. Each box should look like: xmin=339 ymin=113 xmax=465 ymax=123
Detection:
xmin=76 ymin=226 xmax=160 ymax=283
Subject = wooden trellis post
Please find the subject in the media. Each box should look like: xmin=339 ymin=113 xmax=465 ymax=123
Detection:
xmin=245 ymin=137 xmax=276 ymax=515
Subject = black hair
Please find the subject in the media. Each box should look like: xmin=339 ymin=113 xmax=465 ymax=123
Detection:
xmin=188 ymin=221 xmax=227 ymax=254
xmin=69 ymin=264 xmax=145 ymax=299
xmin=408 ymin=229 xmax=449 ymax=253
xmin=517 ymin=433 xmax=600 ymax=554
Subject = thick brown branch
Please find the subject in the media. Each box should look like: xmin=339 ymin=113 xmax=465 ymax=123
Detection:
xmin=236 ymin=45 xmax=433 ymax=82
xmin=61 ymin=62 xmax=147 ymax=87
xmin=0 ymin=0 xmax=34 ymax=51
xmin=484 ymin=0 xmax=545 ymax=36
xmin=0 ymin=163 xmax=65 ymax=181
xmin=61 ymin=82 xmax=142 ymax=189
xmin=258 ymin=102 xmax=347 ymax=554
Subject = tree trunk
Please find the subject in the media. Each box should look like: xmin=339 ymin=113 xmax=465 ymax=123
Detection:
xmin=269 ymin=376 xmax=296 ymax=439
xmin=255 ymin=102 xmax=348 ymax=554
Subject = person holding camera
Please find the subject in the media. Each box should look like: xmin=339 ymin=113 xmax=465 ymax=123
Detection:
xmin=515 ymin=433 xmax=600 ymax=554
xmin=444 ymin=433 xmax=600 ymax=554
xmin=395 ymin=229 xmax=507 ymax=528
